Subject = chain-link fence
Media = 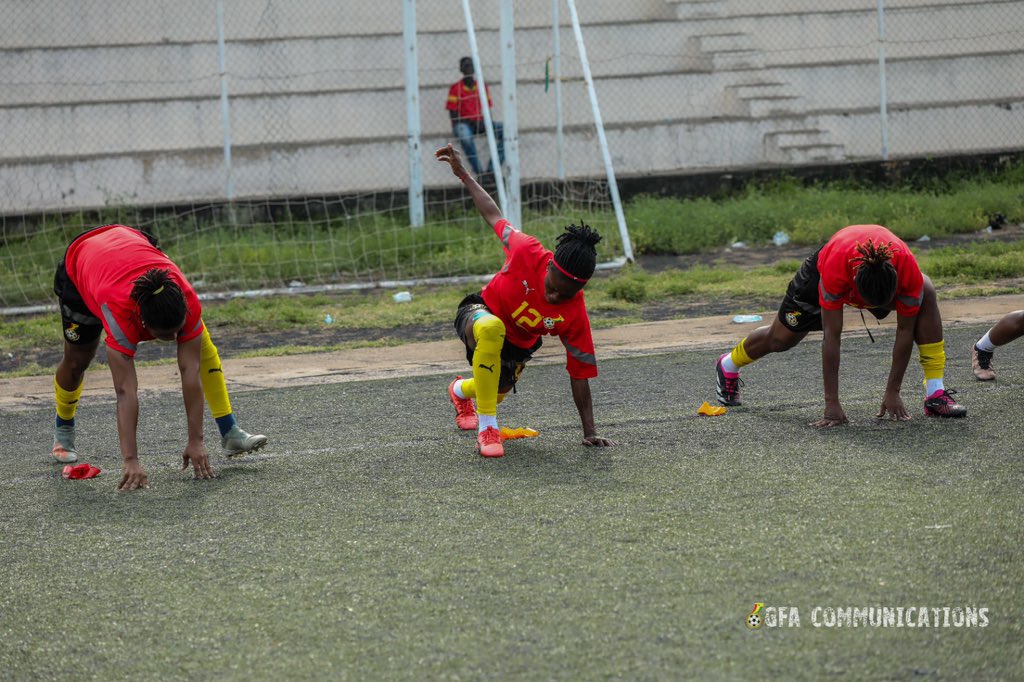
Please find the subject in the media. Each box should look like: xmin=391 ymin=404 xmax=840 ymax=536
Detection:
xmin=1 ymin=0 xmax=1022 ymax=307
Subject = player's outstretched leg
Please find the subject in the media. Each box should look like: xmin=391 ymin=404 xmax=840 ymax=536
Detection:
xmin=199 ymin=327 xmax=268 ymax=456
xmin=915 ymin=277 xmax=967 ymax=418
xmin=716 ymin=317 xmax=806 ymax=406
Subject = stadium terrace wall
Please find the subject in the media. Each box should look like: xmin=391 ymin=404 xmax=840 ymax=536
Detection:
xmin=0 ymin=0 xmax=1021 ymax=215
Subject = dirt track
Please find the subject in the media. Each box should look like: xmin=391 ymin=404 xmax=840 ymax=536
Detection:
xmin=3 ymin=293 xmax=1022 ymax=412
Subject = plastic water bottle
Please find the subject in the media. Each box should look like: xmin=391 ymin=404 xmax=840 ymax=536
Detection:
xmin=732 ymin=314 xmax=763 ymax=324
xmin=324 ymin=314 xmax=333 ymax=324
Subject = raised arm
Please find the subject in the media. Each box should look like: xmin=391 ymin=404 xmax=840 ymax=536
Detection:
xmin=435 ymin=144 xmax=503 ymax=229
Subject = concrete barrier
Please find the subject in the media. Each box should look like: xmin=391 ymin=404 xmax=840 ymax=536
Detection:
xmin=0 ymin=0 xmax=1020 ymax=214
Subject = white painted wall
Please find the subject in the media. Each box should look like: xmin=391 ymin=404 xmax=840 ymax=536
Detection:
xmin=0 ymin=0 xmax=1021 ymax=214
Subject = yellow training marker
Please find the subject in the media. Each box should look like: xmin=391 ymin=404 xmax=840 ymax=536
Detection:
xmin=500 ymin=427 xmax=540 ymax=441
xmin=697 ymin=401 xmax=728 ymax=416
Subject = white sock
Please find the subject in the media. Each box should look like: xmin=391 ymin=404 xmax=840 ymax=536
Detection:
xmin=975 ymin=331 xmax=997 ymax=353
xmin=926 ymin=378 xmax=945 ymax=396
xmin=478 ymin=414 xmax=498 ymax=432
xmin=719 ymin=352 xmax=740 ymax=374
xmin=453 ymin=380 xmax=467 ymax=399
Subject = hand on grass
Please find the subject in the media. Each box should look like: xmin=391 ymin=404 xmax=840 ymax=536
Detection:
xmin=877 ymin=391 xmax=911 ymax=421
xmin=118 ymin=458 xmax=149 ymax=491
xmin=810 ymin=405 xmax=849 ymax=428
xmin=182 ymin=442 xmax=215 ymax=480
xmin=583 ymin=434 xmax=618 ymax=447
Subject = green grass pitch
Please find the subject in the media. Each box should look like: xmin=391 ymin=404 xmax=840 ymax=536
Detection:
xmin=1 ymin=325 xmax=1021 ymax=679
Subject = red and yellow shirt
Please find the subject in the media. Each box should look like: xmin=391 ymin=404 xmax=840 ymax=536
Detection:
xmin=481 ymin=219 xmax=598 ymax=380
xmin=816 ymin=224 xmax=924 ymax=317
xmin=64 ymin=224 xmax=204 ymax=356
xmin=446 ymin=79 xmax=493 ymax=122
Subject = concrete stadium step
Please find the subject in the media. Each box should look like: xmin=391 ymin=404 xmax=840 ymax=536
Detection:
xmin=1 ymin=1 xmax=1016 ymax=108
xmin=722 ymin=1 xmax=1022 ymax=66
xmin=764 ymin=129 xmax=845 ymax=164
xmin=3 ymin=46 xmax=1020 ymax=162
xmin=725 ymin=0 xmax=997 ymax=17
xmin=665 ymin=0 xmax=728 ymax=20
xmin=0 ymin=21 xmax=710 ymax=108
xmin=0 ymin=0 xmax=675 ymax=49
xmin=5 ymin=97 xmax=1017 ymax=214
xmin=723 ymin=81 xmax=799 ymax=116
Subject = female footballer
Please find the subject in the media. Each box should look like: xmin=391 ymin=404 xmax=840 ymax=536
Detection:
xmin=52 ymin=224 xmax=267 ymax=490
xmin=714 ymin=224 xmax=967 ymax=426
xmin=435 ymin=144 xmax=617 ymax=457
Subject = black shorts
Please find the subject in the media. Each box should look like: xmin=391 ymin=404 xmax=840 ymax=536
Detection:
xmin=54 ymin=261 xmax=103 ymax=346
xmin=53 ymin=225 xmax=161 ymax=346
xmin=454 ymin=293 xmax=542 ymax=390
xmin=778 ymin=249 xmax=891 ymax=333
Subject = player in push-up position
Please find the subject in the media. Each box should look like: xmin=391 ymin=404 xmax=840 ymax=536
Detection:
xmin=714 ymin=224 xmax=967 ymax=426
xmin=436 ymin=143 xmax=617 ymax=457
xmin=52 ymin=224 xmax=268 ymax=490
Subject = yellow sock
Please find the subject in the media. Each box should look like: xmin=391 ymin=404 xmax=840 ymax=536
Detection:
xmin=470 ymin=314 xmax=505 ymax=417
xmin=457 ymin=380 xmax=508 ymax=404
xmin=730 ymin=337 xmax=754 ymax=369
xmin=918 ymin=340 xmax=946 ymax=381
xmin=54 ymin=376 xmax=83 ymax=421
xmin=199 ymin=326 xmax=233 ymax=418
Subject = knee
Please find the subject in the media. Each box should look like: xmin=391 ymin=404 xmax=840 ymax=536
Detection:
xmin=767 ymin=330 xmax=800 ymax=353
xmin=63 ymin=349 xmax=94 ymax=378
xmin=473 ymin=314 xmax=506 ymax=347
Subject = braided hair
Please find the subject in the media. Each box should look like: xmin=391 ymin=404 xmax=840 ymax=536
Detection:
xmin=553 ymin=220 xmax=603 ymax=283
xmin=851 ymin=239 xmax=898 ymax=307
xmin=131 ymin=268 xmax=187 ymax=331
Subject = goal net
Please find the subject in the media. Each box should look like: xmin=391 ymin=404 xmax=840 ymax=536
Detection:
xmin=0 ymin=0 xmax=629 ymax=309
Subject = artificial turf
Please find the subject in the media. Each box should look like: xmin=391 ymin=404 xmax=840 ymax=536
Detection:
xmin=1 ymin=325 xmax=1021 ymax=679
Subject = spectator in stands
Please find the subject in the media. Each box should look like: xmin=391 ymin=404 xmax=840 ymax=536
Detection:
xmin=446 ymin=56 xmax=505 ymax=182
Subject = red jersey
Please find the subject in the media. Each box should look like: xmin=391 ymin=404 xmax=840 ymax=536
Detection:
xmin=446 ymin=79 xmax=493 ymax=122
xmin=64 ymin=224 xmax=205 ymax=356
xmin=481 ymin=220 xmax=598 ymax=380
xmin=816 ymin=224 xmax=924 ymax=317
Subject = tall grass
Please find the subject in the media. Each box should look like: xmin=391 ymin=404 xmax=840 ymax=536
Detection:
xmin=626 ymin=162 xmax=1023 ymax=254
